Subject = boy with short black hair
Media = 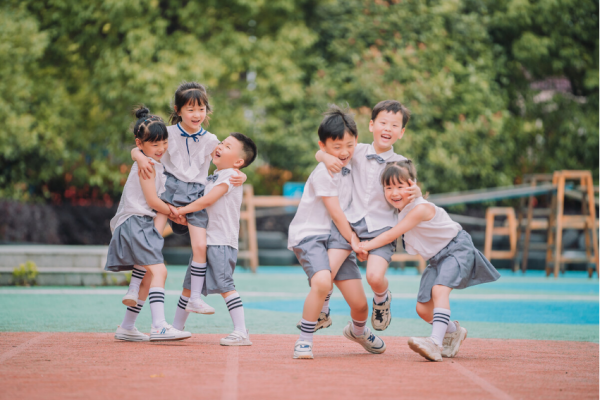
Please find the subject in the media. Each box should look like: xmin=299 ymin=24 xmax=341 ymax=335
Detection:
xmin=317 ymin=100 xmax=421 ymax=332
xmin=170 ymin=132 xmax=257 ymax=345
xmin=289 ymin=104 xmax=386 ymax=359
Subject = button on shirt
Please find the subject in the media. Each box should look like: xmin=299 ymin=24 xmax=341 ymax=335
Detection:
xmin=161 ymin=124 xmax=220 ymax=184
xmin=288 ymin=163 xmax=353 ymax=249
xmin=204 ymin=168 xmax=244 ymax=249
xmin=345 ymin=143 xmax=406 ymax=232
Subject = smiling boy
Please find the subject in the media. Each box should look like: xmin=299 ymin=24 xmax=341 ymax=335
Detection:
xmin=317 ymin=100 xmax=421 ymax=332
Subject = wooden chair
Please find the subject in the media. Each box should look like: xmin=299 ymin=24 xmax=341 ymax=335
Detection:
xmin=484 ymin=207 xmax=517 ymax=266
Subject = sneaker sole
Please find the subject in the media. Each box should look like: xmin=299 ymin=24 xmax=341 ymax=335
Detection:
xmin=114 ymin=334 xmax=149 ymax=342
xmin=407 ymin=338 xmax=442 ymax=362
xmin=293 ymin=353 xmax=314 ymax=359
xmin=122 ymin=298 xmax=138 ymax=307
xmin=445 ymin=328 xmax=468 ymax=358
xmin=220 ymin=340 xmax=252 ymax=346
xmin=185 ymin=307 xmax=215 ymax=315
xmin=342 ymin=329 xmax=386 ymax=354
xmin=149 ymin=334 xmax=191 ymax=342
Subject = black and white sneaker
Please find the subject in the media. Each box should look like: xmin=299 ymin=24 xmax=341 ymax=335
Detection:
xmin=296 ymin=311 xmax=332 ymax=332
xmin=342 ymin=322 xmax=386 ymax=354
xmin=371 ymin=290 xmax=392 ymax=331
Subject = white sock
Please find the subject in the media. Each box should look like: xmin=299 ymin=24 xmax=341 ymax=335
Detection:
xmin=121 ymin=299 xmax=145 ymax=330
xmin=172 ymin=295 xmax=190 ymax=330
xmin=352 ymin=318 xmax=367 ymax=336
xmin=129 ymin=266 xmax=146 ymax=292
xmin=149 ymin=288 xmax=166 ymax=329
xmin=225 ymin=293 xmax=246 ymax=334
xmin=298 ymin=318 xmax=317 ymax=342
xmin=373 ymin=289 xmax=388 ymax=305
xmin=430 ymin=308 xmax=452 ymax=346
xmin=190 ymin=261 xmax=207 ymax=300
xmin=321 ymin=289 xmax=333 ymax=314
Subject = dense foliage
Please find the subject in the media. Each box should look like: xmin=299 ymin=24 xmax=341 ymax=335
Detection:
xmin=0 ymin=0 xmax=597 ymax=200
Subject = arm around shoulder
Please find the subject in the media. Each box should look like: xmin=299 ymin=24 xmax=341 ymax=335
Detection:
xmin=139 ymin=170 xmax=171 ymax=215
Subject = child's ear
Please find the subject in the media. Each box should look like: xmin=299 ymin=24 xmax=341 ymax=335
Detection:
xmin=398 ymin=127 xmax=406 ymax=140
xmin=174 ymin=105 xmax=180 ymax=116
xmin=318 ymin=140 xmax=326 ymax=151
xmin=135 ymin=138 xmax=144 ymax=150
xmin=368 ymin=120 xmax=374 ymax=132
xmin=233 ymin=158 xmax=245 ymax=169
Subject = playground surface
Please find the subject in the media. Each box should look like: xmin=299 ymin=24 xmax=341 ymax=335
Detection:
xmin=0 ymin=266 xmax=598 ymax=399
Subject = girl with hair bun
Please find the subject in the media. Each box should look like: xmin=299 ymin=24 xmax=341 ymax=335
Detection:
xmin=107 ymin=106 xmax=192 ymax=342
xmin=130 ymin=82 xmax=247 ymax=330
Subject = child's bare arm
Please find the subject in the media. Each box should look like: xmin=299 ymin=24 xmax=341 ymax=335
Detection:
xmin=322 ymin=196 xmax=354 ymax=243
xmin=361 ymin=204 xmax=435 ymax=252
xmin=177 ymin=183 xmax=228 ymax=214
xmin=131 ymin=148 xmax=155 ymax=180
xmin=316 ymin=150 xmax=343 ymax=176
xmin=139 ymin=170 xmax=171 ymax=215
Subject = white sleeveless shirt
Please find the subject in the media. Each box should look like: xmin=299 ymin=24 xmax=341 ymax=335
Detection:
xmin=398 ymin=197 xmax=462 ymax=260
xmin=110 ymin=157 xmax=167 ymax=233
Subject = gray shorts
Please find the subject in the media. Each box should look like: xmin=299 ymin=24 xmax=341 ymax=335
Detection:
xmin=183 ymin=245 xmax=238 ymax=295
xmin=292 ymin=235 xmax=362 ymax=286
xmin=417 ymin=230 xmax=501 ymax=303
xmin=105 ymin=215 xmax=164 ymax=272
xmin=329 ymin=218 xmax=397 ymax=263
xmin=160 ymin=172 xmax=208 ymax=234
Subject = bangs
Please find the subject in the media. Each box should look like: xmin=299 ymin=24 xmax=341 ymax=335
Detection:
xmin=142 ymin=122 xmax=169 ymax=142
xmin=381 ymin=160 xmax=417 ymax=187
xmin=181 ymin=89 xmax=209 ymax=109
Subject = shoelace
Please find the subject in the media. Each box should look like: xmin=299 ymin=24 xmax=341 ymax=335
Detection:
xmin=368 ymin=334 xmax=376 ymax=343
xmin=374 ymin=309 xmax=386 ymax=323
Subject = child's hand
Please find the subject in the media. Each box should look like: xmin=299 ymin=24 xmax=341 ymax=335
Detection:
xmin=167 ymin=204 xmax=179 ymax=217
xmin=230 ymin=170 xmax=247 ymax=187
xmin=136 ymin=156 xmax=155 ymax=180
xmin=357 ymin=246 xmax=369 ymax=262
xmin=322 ymin=152 xmax=344 ymax=177
xmin=350 ymin=233 xmax=362 ymax=254
xmin=406 ymin=179 xmax=422 ymax=203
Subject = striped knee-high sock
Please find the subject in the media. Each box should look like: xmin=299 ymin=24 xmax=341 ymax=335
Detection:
xmin=298 ymin=319 xmax=317 ymax=342
xmin=121 ymin=299 xmax=145 ymax=330
xmin=225 ymin=293 xmax=246 ymax=334
xmin=352 ymin=318 xmax=367 ymax=336
xmin=148 ymin=288 xmax=166 ymax=329
xmin=190 ymin=261 xmax=207 ymax=299
xmin=129 ymin=266 xmax=146 ymax=292
xmin=172 ymin=295 xmax=190 ymax=330
xmin=430 ymin=308 xmax=454 ymax=346
xmin=321 ymin=289 xmax=333 ymax=314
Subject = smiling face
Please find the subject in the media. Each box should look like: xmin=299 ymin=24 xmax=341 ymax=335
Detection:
xmin=384 ymin=177 xmax=412 ymax=211
xmin=176 ymin=99 xmax=207 ymax=133
xmin=369 ymin=110 xmax=405 ymax=153
xmin=319 ymin=131 xmax=357 ymax=167
xmin=212 ymin=136 xmax=245 ymax=170
xmin=136 ymin=138 xmax=169 ymax=162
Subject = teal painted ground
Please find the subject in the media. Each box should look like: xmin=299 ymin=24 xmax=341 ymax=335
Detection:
xmin=0 ymin=266 xmax=597 ymax=342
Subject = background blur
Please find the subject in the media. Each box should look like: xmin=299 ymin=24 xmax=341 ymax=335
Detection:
xmin=0 ymin=0 xmax=598 ymax=246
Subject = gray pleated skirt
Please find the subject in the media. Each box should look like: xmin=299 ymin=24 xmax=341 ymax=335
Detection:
xmin=105 ymin=215 xmax=164 ymax=272
xmin=417 ymin=230 xmax=500 ymax=303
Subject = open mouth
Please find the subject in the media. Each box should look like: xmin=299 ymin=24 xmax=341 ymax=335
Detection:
xmin=381 ymin=134 xmax=392 ymax=140
xmin=338 ymin=155 xmax=349 ymax=162
xmin=390 ymin=196 xmax=403 ymax=204
xmin=215 ymin=149 xmax=222 ymax=158
xmin=191 ymin=119 xmax=202 ymax=125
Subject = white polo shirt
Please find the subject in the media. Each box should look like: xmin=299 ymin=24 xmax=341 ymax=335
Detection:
xmin=161 ymin=123 xmax=220 ymax=184
xmin=288 ymin=163 xmax=353 ymax=249
xmin=204 ymin=168 xmax=243 ymax=249
xmin=399 ymin=197 xmax=462 ymax=260
xmin=345 ymin=143 xmax=406 ymax=232
xmin=110 ymin=157 xmax=167 ymax=233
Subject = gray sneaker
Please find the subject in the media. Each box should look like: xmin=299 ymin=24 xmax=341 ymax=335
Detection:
xmin=371 ymin=290 xmax=392 ymax=331
xmin=442 ymin=321 xmax=468 ymax=358
xmin=342 ymin=322 xmax=386 ymax=354
xmin=296 ymin=311 xmax=332 ymax=332
xmin=408 ymin=337 xmax=443 ymax=362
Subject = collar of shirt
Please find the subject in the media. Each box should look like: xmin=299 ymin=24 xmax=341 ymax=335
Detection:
xmin=176 ymin=122 xmax=207 ymax=138
xmin=366 ymin=142 xmax=396 ymax=161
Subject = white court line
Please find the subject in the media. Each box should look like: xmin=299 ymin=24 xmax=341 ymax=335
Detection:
xmin=0 ymin=333 xmax=53 ymax=364
xmin=449 ymin=361 xmax=514 ymax=400
xmin=221 ymin=347 xmax=239 ymax=400
xmin=0 ymin=289 xmax=595 ymax=301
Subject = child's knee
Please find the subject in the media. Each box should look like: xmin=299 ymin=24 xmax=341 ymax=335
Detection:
xmin=365 ymin=270 xmax=384 ymax=286
xmin=310 ymin=273 xmax=333 ymax=295
xmin=191 ymin=242 xmax=206 ymax=257
xmin=415 ymin=302 xmax=431 ymax=320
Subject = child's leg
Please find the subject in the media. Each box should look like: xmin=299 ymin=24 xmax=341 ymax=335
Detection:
xmin=145 ymin=263 xmax=168 ymax=329
xmin=334 ymin=279 xmax=368 ymax=335
xmin=416 ymin=285 xmax=456 ymax=347
xmin=365 ymin=254 xmax=390 ymax=302
xmin=154 ymin=213 xmax=168 ymax=235
xmin=222 ymin=290 xmax=246 ymax=334
xmin=172 ymin=288 xmax=191 ymax=330
xmin=122 ymin=265 xmax=147 ymax=306
xmin=188 ymin=225 xmax=207 ymax=300
xmin=299 ymin=270 xmax=333 ymax=342
xmin=120 ymin=270 xmax=152 ymax=331
xmin=325 ymin=249 xmax=352 ymax=313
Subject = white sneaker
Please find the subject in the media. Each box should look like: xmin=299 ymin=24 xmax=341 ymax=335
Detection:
xmin=220 ymin=330 xmax=252 ymax=346
xmin=149 ymin=324 xmax=192 ymax=341
xmin=293 ymin=340 xmax=314 ymax=359
xmin=442 ymin=321 xmax=468 ymax=358
xmin=408 ymin=337 xmax=443 ymax=362
xmin=342 ymin=322 xmax=386 ymax=354
xmin=114 ymin=325 xmax=149 ymax=342
xmin=122 ymin=289 xmax=139 ymax=307
xmin=296 ymin=311 xmax=332 ymax=332
xmin=185 ymin=297 xmax=215 ymax=314
xmin=371 ymin=290 xmax=392 ymax=331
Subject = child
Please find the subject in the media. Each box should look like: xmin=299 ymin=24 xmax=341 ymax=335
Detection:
xmin=289 ymin=105 xmax=386 ymax=360
xmin=169 ymin=132 xmax=257 ymax=345
xmin=317 ymin=100 xmax=421 ymax=331
xmin=356 ymin=160 xmax=500 ymax=361
xmin=106 ymin=106 xmax=191 ymax=342
xmin=132 ymin=82 xmax=246 ymax=316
